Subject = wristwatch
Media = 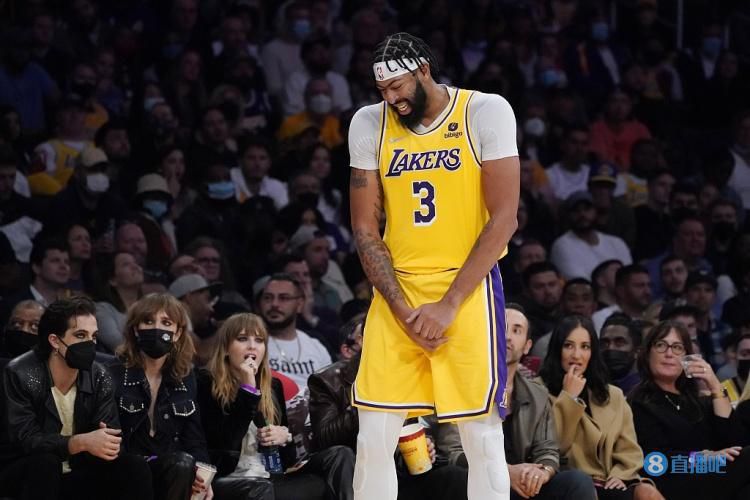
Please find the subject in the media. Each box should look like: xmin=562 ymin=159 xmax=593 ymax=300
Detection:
xmin=540 ymin=464 xmax=555 ymax=477
xmin=711 ymin=387 xmax=729 ymax=399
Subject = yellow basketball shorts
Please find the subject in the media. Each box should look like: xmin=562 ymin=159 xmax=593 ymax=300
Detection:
xmin=352 ymin=265 xmax=508 ymax=422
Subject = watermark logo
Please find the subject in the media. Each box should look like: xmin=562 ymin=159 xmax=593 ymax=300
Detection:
xmin=644 ymin=451 xmax=727 ymax=477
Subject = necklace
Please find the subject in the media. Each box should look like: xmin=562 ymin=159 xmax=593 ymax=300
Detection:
xmin=664 ymin=393 xmax=681 ymax=411
xmin=271 ymin=335 xmax=302 ymax=363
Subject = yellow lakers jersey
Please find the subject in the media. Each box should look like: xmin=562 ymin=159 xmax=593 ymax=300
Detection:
xmin=376 ymin=87 xmax=506 ymax=274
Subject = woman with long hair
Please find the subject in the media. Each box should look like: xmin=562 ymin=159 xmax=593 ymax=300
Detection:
xmin=197 ymin=313 xmax=325 ymax=500
xmin=110 ymin=293 xmax=213 ymax=500
xmin=630 ymin=321 xmax=750 ymax=499
xmin=539 ymin=316 xmax=661 ymax=500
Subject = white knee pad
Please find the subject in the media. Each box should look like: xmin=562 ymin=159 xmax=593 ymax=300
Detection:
xmin=457 ymin=409 xmax=510 ymax=500
xmin=353 ymin=410 xmax=406 ymax=500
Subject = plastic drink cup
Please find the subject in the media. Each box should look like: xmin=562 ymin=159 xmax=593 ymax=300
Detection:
xmin=191 ymin=462 xmax=217 ymax=500
xmin=680 ymin=354 xmax=703 ymax=378
xmin=398 ymin=424 xmax=432 ymax=475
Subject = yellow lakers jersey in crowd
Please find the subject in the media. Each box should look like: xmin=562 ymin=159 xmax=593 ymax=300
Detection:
xmin=376 ymin=87 xmax=507 ymax=274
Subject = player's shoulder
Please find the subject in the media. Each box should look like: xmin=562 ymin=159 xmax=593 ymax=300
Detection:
xmin=465 ymin=89 xmax=513 ymax=113
xmin=350 ymin=102 xmax=384 ymax=126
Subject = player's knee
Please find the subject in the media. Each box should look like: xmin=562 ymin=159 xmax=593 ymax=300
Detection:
xmin=486 ymin=462 xmax=510 ymax=493
xmin=480 ymin=428 xmax=503 ymax=461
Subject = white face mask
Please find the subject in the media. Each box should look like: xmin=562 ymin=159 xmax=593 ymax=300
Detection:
xmin=308 ymin=94 xmax=332 ymax=115
xmin=85 ymin=172 xmax=110 ymax=193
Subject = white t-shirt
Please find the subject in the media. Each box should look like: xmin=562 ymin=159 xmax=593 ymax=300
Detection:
xmin=546 ymin=162 xmax=591 ymax=201
xmin=550 ymin=230 xmax=633 ymax=280
xmin=729 ymin=150 xmax=750 ymax=210
xmin=230 ymin=168 xmax=289 ymax=210
xmin=261 ymin=39 xmax=304 ymax=97
xmin=348 ymin=87 xmax=518 ymax=169
xmin=592 ymin=304 xmax=622 ymax=334
xmin=267 ymin=330 xmax=331 ymax=391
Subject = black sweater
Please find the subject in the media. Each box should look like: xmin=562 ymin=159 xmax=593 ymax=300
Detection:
xmin=195 ymin=370 xmax=296 ymax=477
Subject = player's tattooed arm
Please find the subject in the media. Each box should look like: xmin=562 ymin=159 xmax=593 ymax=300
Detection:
xmin=350 ymin=169 xmax=407 ymax=309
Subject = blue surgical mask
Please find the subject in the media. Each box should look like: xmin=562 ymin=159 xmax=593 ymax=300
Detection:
xmin=591 ymin=22 xmax=609 ymax=42
xmin=143 ymin=199 xmax=168 ymax=219
xmin=702 ymin=36 xmax=722 ymax=58
xmin=206 ymin=181 xmax=236 ymax=200
xmin=291 ymin=19 xmax=311 ymax=41
xmin=539 ymin=69 xmax=560 ymax=88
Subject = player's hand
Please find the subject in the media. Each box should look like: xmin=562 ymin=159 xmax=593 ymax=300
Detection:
xmin=393 ymin=303 xmax=447 ymax=352
xmin=562 ymin=365 xmax=586 ymax=399
xmin=406 ymin=300 xmax=458 ymax=340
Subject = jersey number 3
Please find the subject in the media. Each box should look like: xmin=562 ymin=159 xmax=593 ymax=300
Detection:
xmin=412 ymin=181 xmax=436 ymax=226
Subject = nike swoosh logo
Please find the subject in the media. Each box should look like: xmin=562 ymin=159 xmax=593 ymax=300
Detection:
xmin=389 ymin=136 xmax=406 ymax=143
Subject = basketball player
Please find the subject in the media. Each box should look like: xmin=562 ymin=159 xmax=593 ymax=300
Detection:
xmin=348 ymin=33 xmax=520 ymax=500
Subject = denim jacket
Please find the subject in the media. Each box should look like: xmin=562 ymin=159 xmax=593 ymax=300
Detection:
xmin=109 ymin=361 xmax=209 ymax=462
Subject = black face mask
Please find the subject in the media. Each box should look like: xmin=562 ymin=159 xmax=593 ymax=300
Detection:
xmin=602 ymin=349 xmax=634 ymax=380
xmin=136 ymin=328 xmax=173 ymax=359
xmin=737 ymin=359 xmax=750 ymax=380
xmin=712 ymin=221 xmax=736 ymax=241
xmin=4 ymin=329 xmax=37 ymax=357
xmin=58 ymin=338 xmax=96 ymax=371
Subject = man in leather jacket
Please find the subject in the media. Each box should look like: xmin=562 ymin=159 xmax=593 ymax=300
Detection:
xmin=0 ymin=296 xmax=152 ymax=500
xmin=308 ymin=318 xmax=469 ymax=500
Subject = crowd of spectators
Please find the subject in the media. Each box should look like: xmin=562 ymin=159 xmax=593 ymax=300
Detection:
xmin=1 ymin=0 xmax=750 ymax=499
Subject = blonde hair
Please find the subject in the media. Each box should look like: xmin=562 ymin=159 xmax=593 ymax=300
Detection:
xmin=205 ymin=313 xmax=278 ymax=425
xmin=117 ymin=293 xmax=195 ymax=381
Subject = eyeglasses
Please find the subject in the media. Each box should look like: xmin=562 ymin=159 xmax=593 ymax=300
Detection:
xmin=653 ymin=340 xmax=686 ymax=355
xmin=260 ymin=294 xmax=302 ymax=303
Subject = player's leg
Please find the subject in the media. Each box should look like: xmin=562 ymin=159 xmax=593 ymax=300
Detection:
xmin=456 ymin=407 xmax=510 ymax=500
xmin=353 ymin=409 xmax=407 ymax=500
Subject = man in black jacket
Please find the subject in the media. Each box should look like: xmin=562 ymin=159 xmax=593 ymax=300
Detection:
xmin=308 ymin=318 xmax=468 ymax=500
xmin=0 ymin=296 xmax=152 ymax=500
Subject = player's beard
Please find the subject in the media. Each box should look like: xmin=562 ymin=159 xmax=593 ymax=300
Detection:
xmin=394 ymin=78 xmax=428 ymax=128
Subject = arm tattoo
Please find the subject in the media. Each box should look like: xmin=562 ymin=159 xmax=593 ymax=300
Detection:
xmin=352 ymin=173 xmax=405 ymax=305
xmin=350 ymin=169 xmax=369 ymax=189
xmin=354 ymin=230 xmax=404 ymax=304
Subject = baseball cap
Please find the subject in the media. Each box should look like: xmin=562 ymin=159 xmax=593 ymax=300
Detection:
xmin=659 ymin=298 xmax=700 ymax=321
xmin=168 ymin=273 xmax=222 ymax=299
xmin=78 ymin=147 xmax=109 ymax=169
xmin=563 ymin=190 xmax=594 ymax=210
xmin=288 ymin=225 xmax=326 ymax=253
xmin=588 ymin=162 xmax=618 ymax=185
xmin=685 ymin=269 xmax=717 ymax=290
